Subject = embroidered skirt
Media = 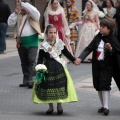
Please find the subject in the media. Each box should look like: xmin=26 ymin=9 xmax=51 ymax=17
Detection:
xmin=32 ymin=60 xmax=78 ymax=103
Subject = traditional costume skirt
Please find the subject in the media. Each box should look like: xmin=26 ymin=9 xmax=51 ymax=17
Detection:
xmin=32 ymin=59 xmax=78 ymax=103
xmin=75 ymin=22 xmax=97 ymax=59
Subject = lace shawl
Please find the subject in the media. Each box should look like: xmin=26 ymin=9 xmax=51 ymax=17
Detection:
xmin=44 ymin=0 xmax=70 ymax=35
xmin=39 ymin=39 xmax=65 ymax=56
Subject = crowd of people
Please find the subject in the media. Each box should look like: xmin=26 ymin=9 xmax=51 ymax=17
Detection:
xmin=1 ymin=0 xmax=120 ymax=116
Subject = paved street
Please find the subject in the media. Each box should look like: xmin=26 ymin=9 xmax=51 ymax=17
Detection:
xmin=0 ymin=37 xmax=120 ymax=120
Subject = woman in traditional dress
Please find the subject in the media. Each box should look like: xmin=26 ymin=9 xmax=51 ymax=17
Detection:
xmin=74 ymin=0 xmax=100 ymax=61
xmin=103 ymin=0 xmax=116 ymax=19
xmin=44 ymin=0 xmax=73 ymax=55
xmin=114 ymin=1 xmax=120 ymax=42
xmin=32 ymin=24 xmax=79 ymax=115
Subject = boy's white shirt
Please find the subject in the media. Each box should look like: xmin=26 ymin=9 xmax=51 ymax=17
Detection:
xmin=97 ymin=40 xmax=105 ymax=60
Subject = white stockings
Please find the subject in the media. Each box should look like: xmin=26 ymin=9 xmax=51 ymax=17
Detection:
xmin=98 ymin=91 xmax=110 ymax=109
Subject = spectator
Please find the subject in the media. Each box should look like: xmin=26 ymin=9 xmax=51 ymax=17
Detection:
xmin=64 ymin=0 xmax=79 ymax=54
xmin=0 ymin=0 xmax=11 ymax=54
xmin=8 ymin=0 xmax=41 ymax=88
xmin=93 ymin=0 xmax=103 ymax=12
xmin=113 ymin=1 xmax=120 ymax=42
xmin=44 ymin=0 xmax=73 ymax=55
xmin=103 ymin=0 xmax=116 ymax=18
xmin=75 ymin=0 xmax=100 ymax=62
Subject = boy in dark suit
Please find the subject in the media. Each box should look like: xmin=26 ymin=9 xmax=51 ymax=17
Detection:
xmin=78 ymin=18 xmax=120 ymax=116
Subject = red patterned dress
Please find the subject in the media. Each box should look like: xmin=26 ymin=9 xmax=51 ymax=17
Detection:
xmin=44 ymin=8 xmax=73 ymax=55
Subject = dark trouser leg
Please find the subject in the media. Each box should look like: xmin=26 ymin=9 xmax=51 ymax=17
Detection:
xmin=18 ymin=47 xmax=29 ymax=84
xmin=92 ymin=62 xmax=112 ymax=91
xmin=99 ymin=66 xmax=112 ymax=91
xmin=0 ymin=23 xmax=8 ymax=52
xmin=27 ymin=47 xmax=38 ymax=84
xmin=92 ymin=62 xmax=100 ymax=91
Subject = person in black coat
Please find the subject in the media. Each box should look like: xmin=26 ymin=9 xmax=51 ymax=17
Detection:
xmin=78 ymin=18 xmax=120 ymax=116
xmin=92 ymin=0 xmax=103 ymax=12
xmin=113 ymin=1 xmax=120 ymax=42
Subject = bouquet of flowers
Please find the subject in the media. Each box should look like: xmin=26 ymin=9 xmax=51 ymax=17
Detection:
xmin=35 ymin=64 xmax=47 ymax=83
xmin=34 ymin=64 xmax=47 ymax=98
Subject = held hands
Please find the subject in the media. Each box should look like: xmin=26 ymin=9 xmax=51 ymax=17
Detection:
xmin=74 ymin=58 xmax=82 ymax=66
xmin=105 ymin=43 xmax=112 ymax=51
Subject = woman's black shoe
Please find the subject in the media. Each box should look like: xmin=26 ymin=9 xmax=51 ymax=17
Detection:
xmin=103 ymin=108 xmax=109 ymax=115
xmin=98 ymin=107 xmax=104 ymax=113
xmin=46 ymin=109 xmax=54 ymax=115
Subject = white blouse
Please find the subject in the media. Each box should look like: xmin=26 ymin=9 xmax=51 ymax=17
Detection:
xmin=103 ymin=7 xmax=116 ymax=18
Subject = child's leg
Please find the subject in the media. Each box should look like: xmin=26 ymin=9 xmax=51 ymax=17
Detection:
xmin=46 ymin=103 xmax=54 ymax=114
xmin=101 ymin=91 xmax=110 ymax=115
xmin=98 ymin=91 xmax=105 ymax=113
xmin=57 ymin=103 xmax=63 ymax=114
xmin=57 ymin=103 xmax=62 ymax=110
xmin=98 ymin=91 xmax=103 ymax=107
xmin=102 ymin=91 xmax=110 ymax=109
xmin=48 ymin=103 xmax=54 ymax=110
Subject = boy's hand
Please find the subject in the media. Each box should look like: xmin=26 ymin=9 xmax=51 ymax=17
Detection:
xmin=105 ymin=43 xmax=112 ymax=51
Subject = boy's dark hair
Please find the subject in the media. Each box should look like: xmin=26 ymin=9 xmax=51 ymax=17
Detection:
xmin=100 ymin=18 xmax=115 ymax=34
xmin=22 ymin=0 xmax=32 ymax=4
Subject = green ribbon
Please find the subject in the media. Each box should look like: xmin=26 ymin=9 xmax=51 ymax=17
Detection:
xmin=35 ymin=71 xmax=46 ymax=83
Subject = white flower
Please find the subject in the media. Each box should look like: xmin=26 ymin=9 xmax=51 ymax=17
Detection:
xmin=39 ymin=33 xmax=44 ymax=39
xmin=35 ymin=64 xmax=47 ymax=72
xmin=99 ymin=11 xmax=105 ymax=18
xmin=95 ymin=29 xmax=100 ymax=36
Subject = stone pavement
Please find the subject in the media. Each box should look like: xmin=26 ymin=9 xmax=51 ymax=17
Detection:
xmin=0 ymin=36 xmax=18 ymax=59
xmin=5 ymin=36 xmax=16 ymax=52
xmin=1 ymin=36 xmax=120 ymax=120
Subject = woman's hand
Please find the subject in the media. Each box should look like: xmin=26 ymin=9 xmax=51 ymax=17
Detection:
xmin=77 ymin=21 xmax=83 ymax=25
xmin=65 ymin=35 xmax=70 ymax=38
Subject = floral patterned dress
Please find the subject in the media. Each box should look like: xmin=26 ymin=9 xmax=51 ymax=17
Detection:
xmin=74 ymin=10 xmax=100 ymax=61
